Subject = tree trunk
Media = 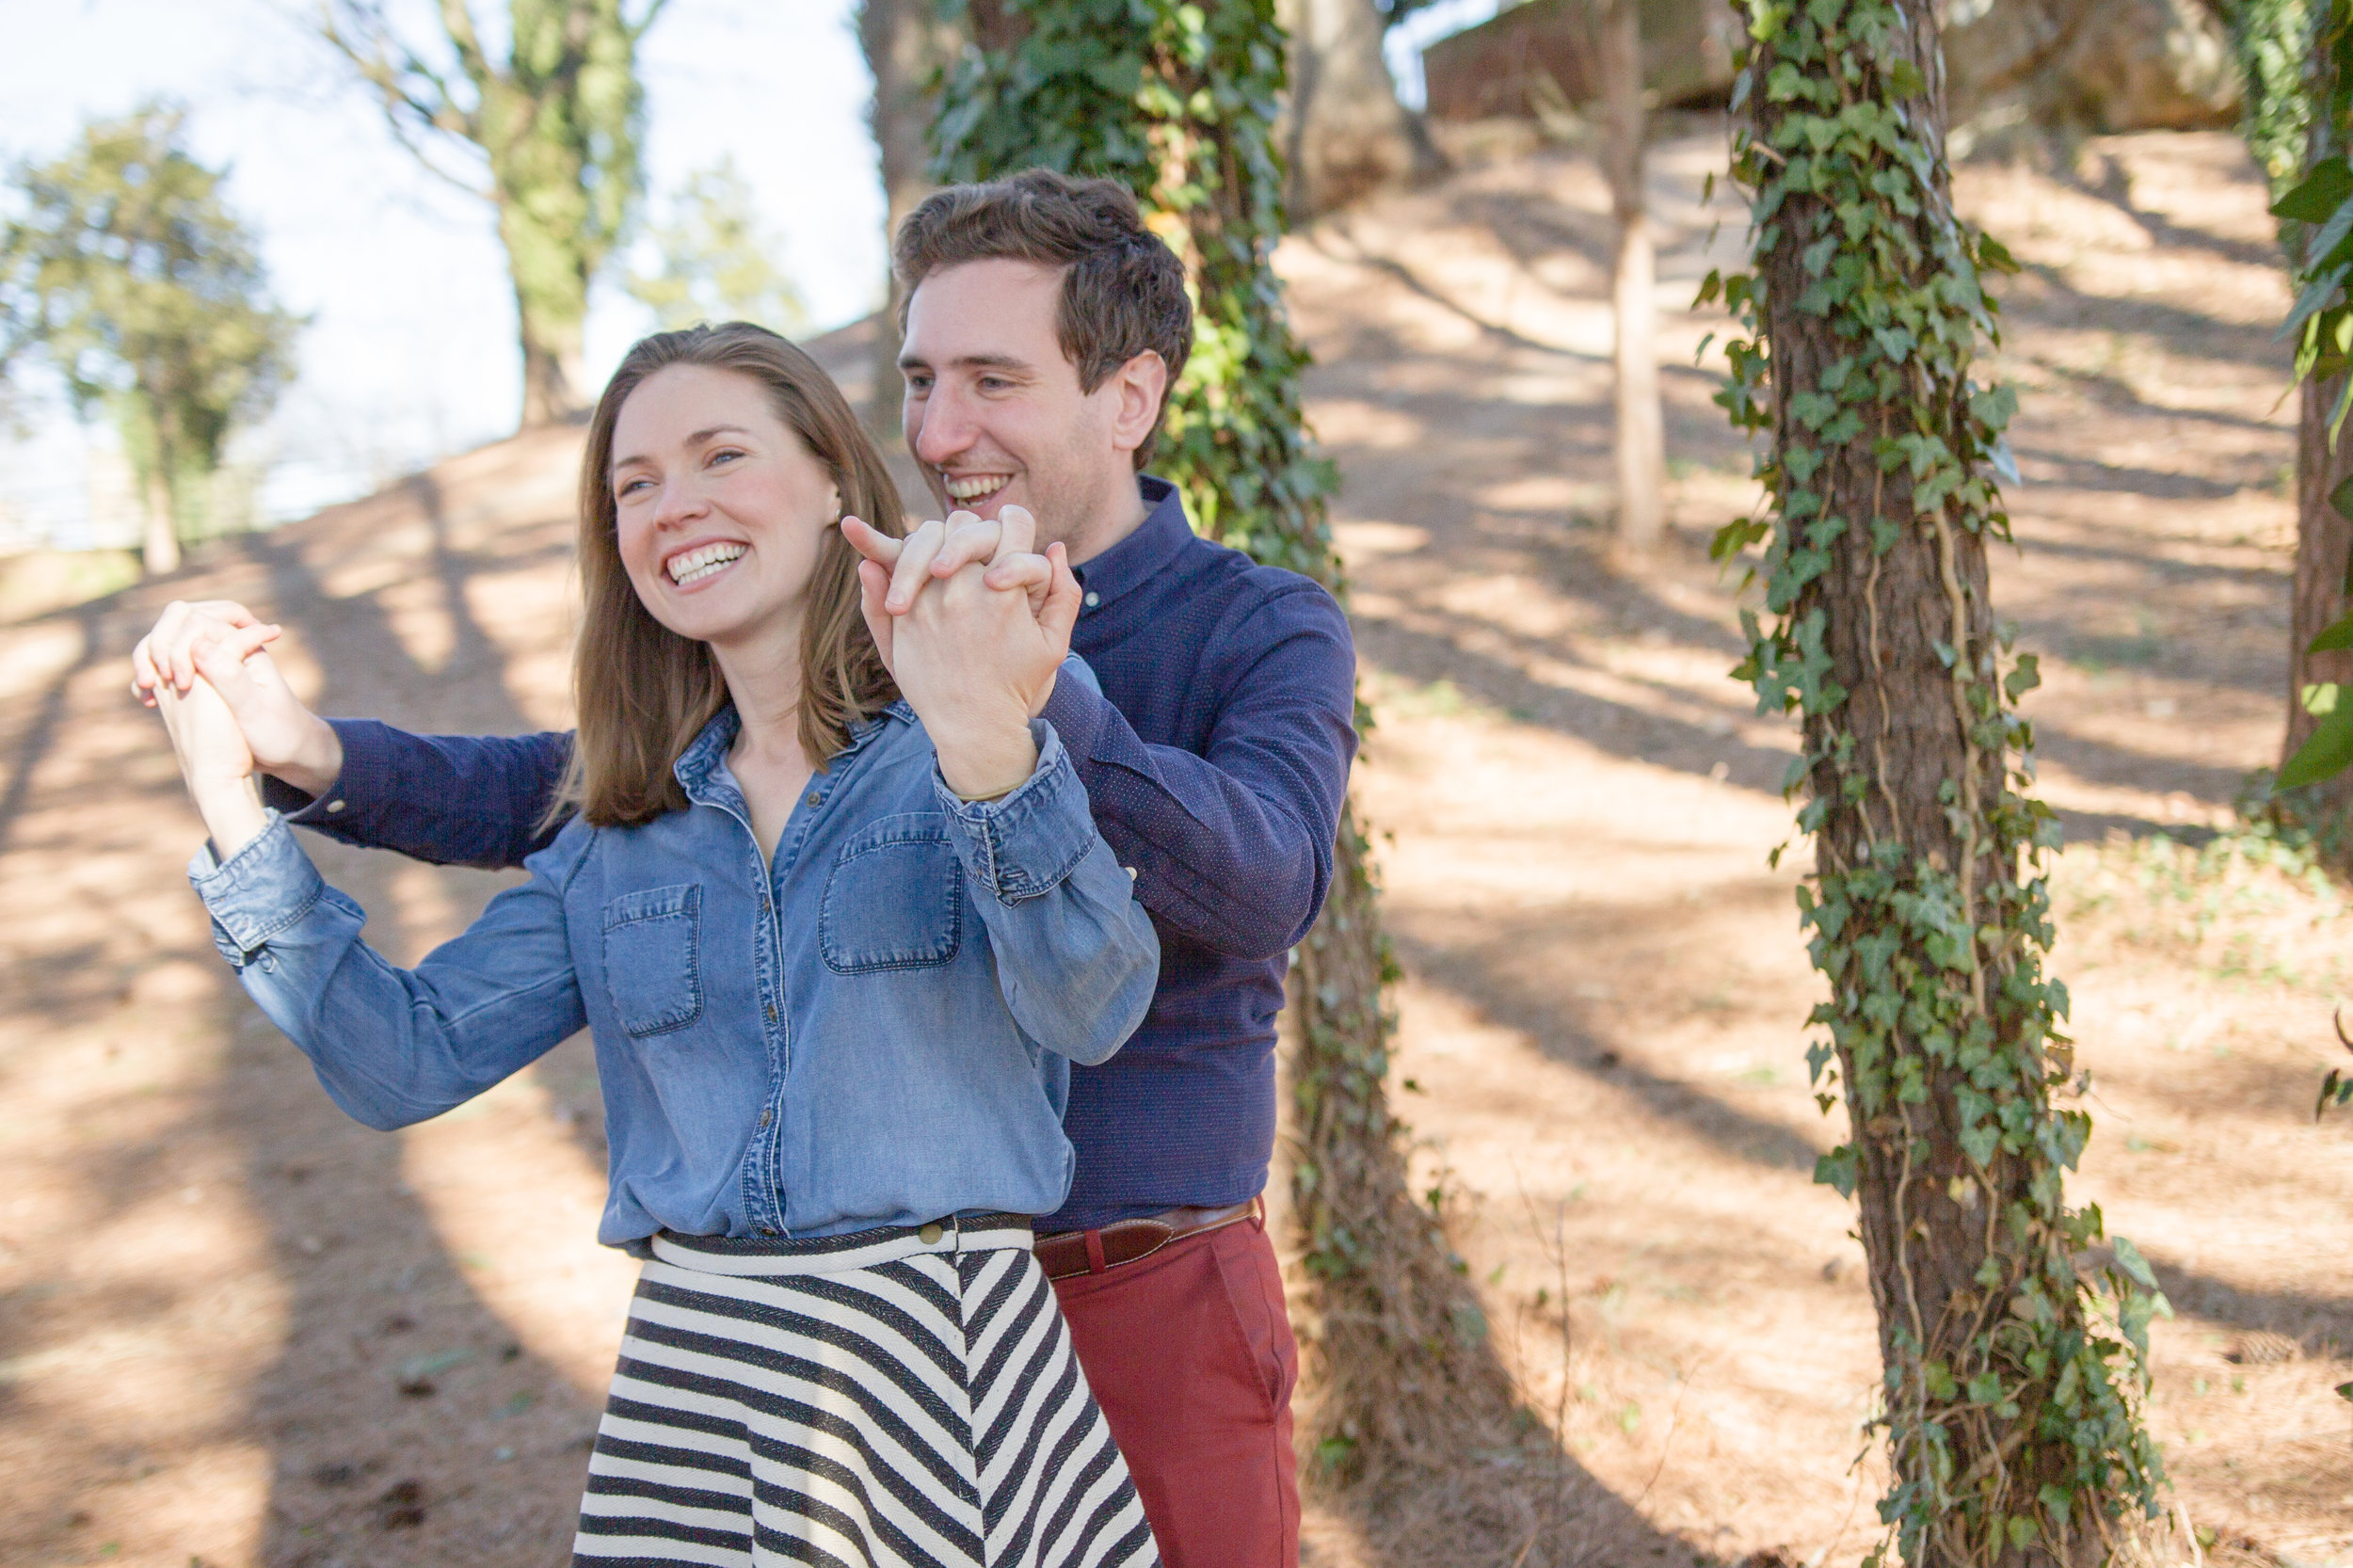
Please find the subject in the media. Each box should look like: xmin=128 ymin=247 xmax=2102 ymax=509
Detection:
xmin=1277 ymin=0 xmax=1442 ymax=220
xmin=1738 ymin=0 xmax=2158 ymax=1557
xmin=859 ymin=0 xmax=962 ymax=435
xmin=1601 ymin=0 xmax=1664 ymax=552
xmin=140 ymin=464 xmax=180 ymax=576
xmin=506 ymin=223 xmax=590 ymax=428
xmin=2283 ymin=374 xmax=2353 ymax=809
xmin=2280 ymin=24 xmax=2353 ymax=824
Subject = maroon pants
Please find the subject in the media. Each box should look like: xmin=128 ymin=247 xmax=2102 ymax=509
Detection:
xmin=1050 ymin=1211 xmax=1301 ymax=1568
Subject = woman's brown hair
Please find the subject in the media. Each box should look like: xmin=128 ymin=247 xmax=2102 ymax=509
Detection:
xmin=560 ymin=322 xmax=904 ymax=828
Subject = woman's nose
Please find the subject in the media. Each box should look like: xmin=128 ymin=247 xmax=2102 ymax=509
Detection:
xmin=652 ymin=476 xmax=707 ymax=527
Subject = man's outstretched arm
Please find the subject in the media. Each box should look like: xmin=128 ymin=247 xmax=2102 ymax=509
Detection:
xmin=134 ymin=600 xmax=575 ymax=872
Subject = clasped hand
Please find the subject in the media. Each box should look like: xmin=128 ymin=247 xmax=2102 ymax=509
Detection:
xmin=839 ymin=505 xmax=1080 ymax=801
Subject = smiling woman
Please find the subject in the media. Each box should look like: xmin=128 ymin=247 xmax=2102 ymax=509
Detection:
xmin=568 ymin=328 xmax=904 ymax=830
xmin=142 ymin=318 xmax=1168 ymax=1566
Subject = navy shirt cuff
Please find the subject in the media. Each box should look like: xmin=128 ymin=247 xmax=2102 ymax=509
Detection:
xmin=1038 ymin=669 xmax=1112 ymax=765
xmin=259 ymin=716 xmax=390 ymax=828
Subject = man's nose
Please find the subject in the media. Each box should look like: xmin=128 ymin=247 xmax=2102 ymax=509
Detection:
xmin=911 ymin=383 xmax=976 ymax=468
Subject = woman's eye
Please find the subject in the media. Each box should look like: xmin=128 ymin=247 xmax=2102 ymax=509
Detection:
xmin=709 ymin=448 xmax=743 ymax=468
xmin=616 ymin=476 xmax=650 ymax=498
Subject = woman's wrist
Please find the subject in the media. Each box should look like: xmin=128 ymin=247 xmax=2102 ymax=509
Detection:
xmin=191 ymin=773 xmax=271 ymax=860
xmin=934 ymin=713 xmax=1039 ymax=801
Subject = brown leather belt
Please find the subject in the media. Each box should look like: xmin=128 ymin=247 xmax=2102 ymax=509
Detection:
xmin=1033 ymin=1197 xmax=1261 ymax=1281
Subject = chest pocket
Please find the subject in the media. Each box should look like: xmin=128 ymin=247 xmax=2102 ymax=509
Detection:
xmin=820 ymin=814 xmax=963 ymax=973
xmin=601 ymin=884 xmax=703 ymax=1037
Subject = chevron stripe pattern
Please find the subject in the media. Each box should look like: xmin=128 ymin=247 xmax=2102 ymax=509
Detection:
xmin=571 ymin=1219 xmax=1159 ymax=1568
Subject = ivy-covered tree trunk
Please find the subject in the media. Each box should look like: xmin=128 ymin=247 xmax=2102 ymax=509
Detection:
xmin=934 ymin=0 xmax=1508 ymax=1480
xmin=1716 ymin=4 xmax=2165 ymax=1563
xmin=2287 ymin=373 xmax=2353 ymax=800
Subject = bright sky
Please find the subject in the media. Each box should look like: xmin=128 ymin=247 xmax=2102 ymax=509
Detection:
xmin=1 ymin=0 xmax=883 ymax=546
xmin=0 ymin=0 xmax=1494 ymax=550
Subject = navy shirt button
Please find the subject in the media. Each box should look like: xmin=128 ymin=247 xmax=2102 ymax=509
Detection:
xmin=1082 ymin=591 xmax=1100 ymax=608
xmin=325 ymin=799 xmax=346 ymax=814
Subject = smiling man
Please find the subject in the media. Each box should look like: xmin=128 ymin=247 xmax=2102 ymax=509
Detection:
xmin=130 ymin=169 xmax=1358 ymax=1568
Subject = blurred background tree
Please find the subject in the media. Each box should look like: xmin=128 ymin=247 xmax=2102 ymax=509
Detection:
xmin=0 ymin=104 xmax=300 ymax=575
xmin=626 ymin=155 xmax=805 ymax=334
xmin=1277 ymin=0 xmax=1444 ymax=218
xmin=857 ymin=0 xmax=963 ymax=433
xmin=316 ymin=0 xmax=668 ymax=427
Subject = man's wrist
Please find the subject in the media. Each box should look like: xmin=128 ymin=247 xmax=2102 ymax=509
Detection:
xmin=264 ymin=715 xmax=344 ymax=799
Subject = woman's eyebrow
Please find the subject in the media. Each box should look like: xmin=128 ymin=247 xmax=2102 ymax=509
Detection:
xmin=613 ymin=424 xmax=755 ymax=471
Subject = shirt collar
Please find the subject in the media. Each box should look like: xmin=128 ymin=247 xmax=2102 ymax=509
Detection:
xmin=1071 ymin=475 xmax=1192 ymax=612
xmin=672 ymin=698 xmax=913 ymax=798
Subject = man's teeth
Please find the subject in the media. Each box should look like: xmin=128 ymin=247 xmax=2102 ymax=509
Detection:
xmin=667 ymin=543 xmax=745 ymax=584
xmin=945 ymin=474 xmax=1011 ymax=502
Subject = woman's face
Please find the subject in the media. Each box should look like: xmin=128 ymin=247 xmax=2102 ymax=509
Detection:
xmin=609 ymin=363 xmax=839 ymax=650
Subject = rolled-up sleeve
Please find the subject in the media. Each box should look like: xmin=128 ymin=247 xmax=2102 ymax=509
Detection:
xmin=189 ymin=816 xmax=589 ymax=1130
xmin=932 ymin=723 xmax=1160 ymax=1066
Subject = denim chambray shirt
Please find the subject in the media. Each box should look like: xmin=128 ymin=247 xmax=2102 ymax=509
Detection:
xmin=188 ymin=699 xmax=1160 ymax=1246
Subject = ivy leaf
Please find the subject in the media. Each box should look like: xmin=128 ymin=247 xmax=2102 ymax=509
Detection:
xmin=2004 ymin=653 xmax=2041 ymax=703
xmin=2309 ymin=608 xmax=2353 ymax=652
xmin=2274 ymin=156 xmax=2353 ymax=222
xmin=2278 ymin=707 xmax=2353 ymax=789
xmin=1814 ymin=1144 xmax=1860 ymax=1198
xmin=2109 ymin=1234 xmax=2158 ymax=1290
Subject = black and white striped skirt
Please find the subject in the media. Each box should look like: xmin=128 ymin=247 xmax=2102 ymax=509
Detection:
xmin=572 ymin=1216 xmax=1159 ymax=1567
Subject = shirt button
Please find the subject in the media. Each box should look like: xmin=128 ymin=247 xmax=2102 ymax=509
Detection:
xmin=1082 ymin=591 xmax=1099 ymax=608
xmin=805 ymin=791 xmax=822 ymax=808
xmin=760 ymin=1226 xmax=778 ymax=1237
xmin=919 ymin=1222 xmax=943 ymax=1244
xmin=759 ymin=1107 xmax=773 ymax=1128
xmin=764 ymin=1004 xmax=778 ymax=1023
xmin=325 ymin=800 xmax=345 ymax=814
xmin=1125 ymin=866 xmax=1138 ymax=880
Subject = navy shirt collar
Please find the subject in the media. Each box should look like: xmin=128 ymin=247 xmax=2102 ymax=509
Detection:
xmin=1072 ymin=476 xmax=1192 ymax=613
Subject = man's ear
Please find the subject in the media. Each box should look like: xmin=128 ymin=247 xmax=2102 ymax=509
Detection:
xmin=1105 ymin=350 xmax=1170 ymax=458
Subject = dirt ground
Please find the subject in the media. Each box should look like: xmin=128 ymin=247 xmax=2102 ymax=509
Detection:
xmin=2 ymin=126 xmax=2348 ymax=1567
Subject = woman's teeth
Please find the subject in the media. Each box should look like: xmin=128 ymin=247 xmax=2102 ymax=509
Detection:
xmin=946 ymin=474 xmax=1011 ymax=502
xmin=667 ymin=543 xmax=745 ymax=584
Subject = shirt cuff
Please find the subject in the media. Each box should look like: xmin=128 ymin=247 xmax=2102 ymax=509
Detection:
xmin=933 ymin=720 xmax=1098 ymax=904
xmin=1037 ymin=667 xmax=1112 ymax=765
xmin=260 ymin=716 xmax=388 ymax=826
xmin=187 ymin=813 xmax=327 ymax=955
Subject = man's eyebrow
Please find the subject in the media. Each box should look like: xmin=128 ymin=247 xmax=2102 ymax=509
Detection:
xmin=612 ymin=424 xmax=752 ymax=471
xmin=895 ymin=350 xmax=1035 ymax=374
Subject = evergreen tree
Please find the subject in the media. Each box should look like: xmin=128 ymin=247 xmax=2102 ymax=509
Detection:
xmin=1 ymin=104 xmax=299 ymax=573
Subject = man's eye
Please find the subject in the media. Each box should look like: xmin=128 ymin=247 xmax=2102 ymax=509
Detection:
xmin=904 ymin=376 xmax=932 ymax=393
xmin=978 ymin=376 xmax=1011 ymax=392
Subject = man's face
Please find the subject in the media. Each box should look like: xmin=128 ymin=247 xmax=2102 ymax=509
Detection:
xmin=898 ymin=259 xmax=1136 ymax=552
